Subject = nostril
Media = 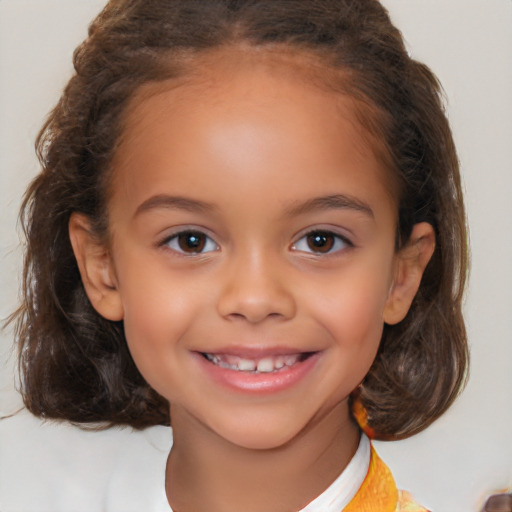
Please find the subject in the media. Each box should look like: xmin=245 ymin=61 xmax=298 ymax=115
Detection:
xmin=217 ymin=289 xmax=296 ymax=323
xmin=225 ymin=310 xmax=285 ymax=323
xmin=216 ymin=265 xmax=297 ymax=323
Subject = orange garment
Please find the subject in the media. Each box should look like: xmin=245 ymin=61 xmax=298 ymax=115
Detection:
xmin=344 ymin=446 xmax=429 ymax=512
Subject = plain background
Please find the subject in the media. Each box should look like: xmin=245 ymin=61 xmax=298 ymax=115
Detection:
xmin=1 ymin=1 xmax=511 ymax=511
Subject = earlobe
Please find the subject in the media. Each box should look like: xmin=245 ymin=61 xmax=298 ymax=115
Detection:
xmin=68 ymin=213 xmax=124 ymax=321
xmin=383 ymin=222 xmax=435 ymax=325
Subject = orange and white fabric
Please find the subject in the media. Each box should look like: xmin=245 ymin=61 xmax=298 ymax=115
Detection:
xmin=342 ymin=441 xmax=429 ymax=512
xmin=297 ymin=434 xmax=428 ymax=512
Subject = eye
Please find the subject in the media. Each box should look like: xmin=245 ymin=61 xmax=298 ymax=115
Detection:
xmin=164 ymin=230 xmax=218 ymax=254
xmin=292 ymin=230 xmax=351 ymax=254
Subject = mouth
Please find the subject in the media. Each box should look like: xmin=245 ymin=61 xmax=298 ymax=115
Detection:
xmin=195 ymin=349 xmax=320 ymax=394
xmin=200 ymin=352 xmax=315 ymax=373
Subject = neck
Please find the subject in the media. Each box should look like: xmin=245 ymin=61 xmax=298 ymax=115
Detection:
xmin=165 ymin=402 xmax=360 ymax=512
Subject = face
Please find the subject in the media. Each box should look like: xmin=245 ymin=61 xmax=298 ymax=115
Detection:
xmin=85 ymin=55 xmax=406 ymax=450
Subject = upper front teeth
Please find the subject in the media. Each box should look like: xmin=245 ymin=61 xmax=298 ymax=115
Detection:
xmin=239 ymin=359 xmax=256 ymax=371
xmin=204 ymin=353 xmax=301 ymax=373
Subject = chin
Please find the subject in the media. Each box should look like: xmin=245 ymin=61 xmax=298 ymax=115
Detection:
xmin=209 ymin=415 xmax=308 ymax=451
xmin=224 ymin=430 xmax=298 ymax=451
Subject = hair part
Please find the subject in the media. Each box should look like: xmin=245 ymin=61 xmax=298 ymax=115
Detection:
xmin=14 ymin=0 xmax=468 ymax=438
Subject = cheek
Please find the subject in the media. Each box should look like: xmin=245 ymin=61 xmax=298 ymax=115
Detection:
xmin=311 ymin=270 xmax=390 ymax=352
xmin=118 ymin=252 xmax=200 ymax=332
xmin=121 ymin=298 xmax=176 ymax=390
xmin=115 ymin=260 xmax=203 ymax=386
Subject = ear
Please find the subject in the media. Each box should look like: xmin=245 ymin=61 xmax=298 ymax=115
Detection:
xmin=69 ymin=213 xmax=124 ymax=321
xmin=383 ymin=222 xmax=435 ymax=325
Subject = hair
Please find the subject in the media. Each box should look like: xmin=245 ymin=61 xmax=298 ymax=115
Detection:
xmin=13 ymin=0 xmax=468 ymax=438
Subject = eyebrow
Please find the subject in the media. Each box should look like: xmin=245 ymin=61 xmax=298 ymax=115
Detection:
xmin=284 ymin=194 xmax=374 ymax=218
xmin=134 ymin=193 xmax=373 ymax=219
xmin=134 ymin=194 xmax=216 ymax=217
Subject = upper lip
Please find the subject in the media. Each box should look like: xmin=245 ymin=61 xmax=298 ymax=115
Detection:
xmin=194 ymin=346 xmax=319 ymax=358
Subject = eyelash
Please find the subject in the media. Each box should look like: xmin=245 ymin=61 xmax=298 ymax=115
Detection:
xmin=291 ymin=230 xmax=353 ymax=255
xmin=161 ymin=230 xmax=219 ymax=255
xmin=160 ymin=228 xmax=353 ymax=256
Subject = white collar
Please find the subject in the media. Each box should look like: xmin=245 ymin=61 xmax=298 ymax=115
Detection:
xmin=298 ymin=433 xmax=370 ymax=512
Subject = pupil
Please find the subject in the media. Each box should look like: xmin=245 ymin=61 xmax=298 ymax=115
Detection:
xmin=179 ymin=232 xmax=205 ymax=252
xmin=307 ymin=232 xmax=334 ymax=253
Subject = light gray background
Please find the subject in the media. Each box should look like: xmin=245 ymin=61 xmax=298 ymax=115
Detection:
xmin=1 ymin=1 xmax=511 ymax=511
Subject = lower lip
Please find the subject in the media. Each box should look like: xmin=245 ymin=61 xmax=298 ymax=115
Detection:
xmin=193 ymin=352 xmax=321 ymax=394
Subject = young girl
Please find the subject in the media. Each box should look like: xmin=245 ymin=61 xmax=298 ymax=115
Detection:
xmin=10 ymin=0 xmax=468 ymax=510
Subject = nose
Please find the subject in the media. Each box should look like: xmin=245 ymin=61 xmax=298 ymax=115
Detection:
xmin=216 ymin=252 xmax=297 ymax=324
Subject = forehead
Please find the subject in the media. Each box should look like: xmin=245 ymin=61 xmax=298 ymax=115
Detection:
xmin=123 ymin=46 xmax=390 ymax=149
xmin=111 ymin=47 xmax=396 ymax=209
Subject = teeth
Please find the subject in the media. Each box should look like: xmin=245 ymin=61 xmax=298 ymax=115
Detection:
xmin=256 ymin=357 xmax=274 ymax=373
xmin=205 ymin=353 xmax=219 ymax=364
xmin=203 ymin=353 xmax=303 ymax=373
xmin=274 ymin=356 xmax=285 ymax=369
xmin=284 ymin=355 xmax=298 ymax=366
xmin=238 ymin=358 xmax=256 ymax=371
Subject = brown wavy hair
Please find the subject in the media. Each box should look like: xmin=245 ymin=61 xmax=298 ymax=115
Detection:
xmin=13 ymin=0 xmax=468 ymax=438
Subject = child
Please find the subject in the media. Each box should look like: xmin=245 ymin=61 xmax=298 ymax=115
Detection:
xmin=11 ymin=0 xmax=468 ymax=510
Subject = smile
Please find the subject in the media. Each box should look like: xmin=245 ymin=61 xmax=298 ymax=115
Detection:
xmin=202 ymin=353 xmax=311 ymax=373
xmin=196 ymin=349 xmax=320 ymax=394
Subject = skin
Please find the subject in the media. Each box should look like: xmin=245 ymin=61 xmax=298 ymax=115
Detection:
xmin=70 ymin=50 xmax=435 ymax=512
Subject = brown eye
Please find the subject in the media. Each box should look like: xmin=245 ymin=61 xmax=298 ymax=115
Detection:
xmin=292 ymin=230 xmax=350 ymax=255
xmin=306 ymin=232 xmax=335 ymax=253
xmin=165 ymin=231 xmax=218 ymax=254
xmin=178 ymin=232 xmax=206 ymax=252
